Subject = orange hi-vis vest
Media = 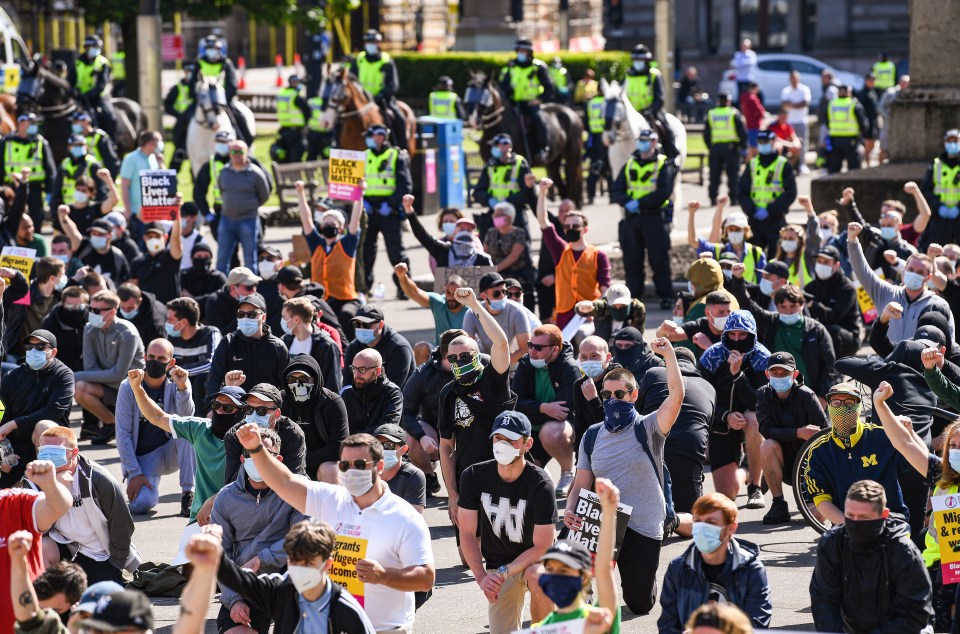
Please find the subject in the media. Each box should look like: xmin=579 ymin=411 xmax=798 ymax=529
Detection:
xmin=556 ymin=243 xmax=601 ymax=313
xmin=310 ymin=240 xmax=358 ymax=301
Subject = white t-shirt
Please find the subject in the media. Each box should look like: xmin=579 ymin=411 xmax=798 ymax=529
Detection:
xmin=304 ymin=482 xmax=434 ymax=630
xmin=51 ymin=476 xmax=108 ymax=561
xmin=780 ymin=84 xmax=812 ymax=124
xmin=288 ymin=334 xmax=313 ymax=357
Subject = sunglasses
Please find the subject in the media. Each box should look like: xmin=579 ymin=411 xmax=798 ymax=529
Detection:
xmin=23 ymin=343 xmax=50 ymax=351
xmin=528 ymin=342 xmax=555 ymax=352
xmin=601 ymin=389 xmax=633 ymax=400
xmin=487 ymin=289 xmax=505 ymax=299
xmin=229 ymin=149 xmax=245 ymax=155
xmin=381 ymin=442 xmax=398 ymax=451
xmin=89 ymin=306 xmax=113 ymax=315
xmin=506 ymin=290 xmax=523 ymax=300
xmin=237 ymin=310 xmax=261 ymax=319
xmin=446 ymin=352 xmax=476 ymax=364
xmin=350 ymin=365 xmax=379 ymax=375
xmin=338 ymin=459 xmax=374 ymax=472
xmin=244 ymin=405 xmax=278 ymax=417
xmin=286 ymin=375 xmax=312 ymax=385
xmin=210 ymin=401 xmax=241 ymax=414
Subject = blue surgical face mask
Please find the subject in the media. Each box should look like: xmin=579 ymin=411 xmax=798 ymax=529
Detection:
xmin=89 ymin=47 xmax=102 ymax=58
xmin=71 ymin=123 xmax=83 ymax=135
xmin=947 ymin=142 xmax=960 ymax=156
xmin=580 ymin=360 xmax=604 ymax=379
xmin=759 ymin=278 xmax=775 ymax=296
xmin=769 ymin=375 xmax=794 ymax=393
xmin=488 ymin=298 xmax=506 ymax=311
xmin=692 ymin=521 xmax=725 ymax=554
xmin=120 ymin=308 xmax=139 ymax=320
xmin=490 ymin=145 xmax=503 ymax=159
xmin=442 ymin=222 xmax=458 ymax=236
xmin=237 ymin=318 xmax=261 ymax=337
xmin=215 ymin=143 xmax=229 ymax=156
xmin=778 ymin=311 xmax=802 ymax=326
xmin=632 ymin=61 xmax=645 ymax=72
xmin=904 ymin=271 xmax=927 ymax=291
xmin=365 ymin=44 xmax=379 ymax=56
xmin=281 ymin=317 xmax=294 ymax=336
xmin=37 ymin=445 xmax=68 ymax=468
xmin=758 ymin=143 xmax=774 ymax=155
xmin=365 ymin=137 xmax=377 ymax=150
xmin=90 ymin=235 xmax=108 ymax=251
xmin=516 ymin=52 xmax=528 ymax=63
xmin=165 ymin=322 xmax=182 ymax=338
xmin=949 ymin=448 xmax=960 ymax=473
xmin=70 ymin=146 xmax=85 ymax=159
xmin=355 ymin=327 xmax=377 ymax=344
xmin=382 ymin=450 xmax=400 ymax=470
xmin=26 ymin=124 xmax=38 ymax=136
xmin=530 ymin=357 xmax=548 ymax=369
xmin=25 ymin=348 xmax=48 ymax=371
xmin=636 ymin=140 xmax=652 ymax=153
xmin=243 ymin=457 xmax=264 ymax=482
xmin=244 ymin=410 xmax=272 ymax=428
xmin=880 ymin=226 xmax=898 ymax=241
xmin=87 ymin=312 xmax=104 ymax=328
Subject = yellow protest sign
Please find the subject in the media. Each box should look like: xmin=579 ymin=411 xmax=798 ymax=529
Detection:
xmin=932 ymin=493 xmax=960 ymax=583
xmin=0 ymin=246 xmax=36 ymax=278
xmin=328 ymin=149 xmax=366 ymax=201
xmin=329 ymin=533 xmax=368 ymax=606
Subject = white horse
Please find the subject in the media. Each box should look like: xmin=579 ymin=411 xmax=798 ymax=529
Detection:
xmin=602 ymin=80 xmax=687 ymax=208
xmin=186 ymin=78 xmax=256 ymax=178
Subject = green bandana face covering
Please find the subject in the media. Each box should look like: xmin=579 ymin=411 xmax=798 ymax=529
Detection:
xmin=452 ymin=353 xmax=483 ymax=385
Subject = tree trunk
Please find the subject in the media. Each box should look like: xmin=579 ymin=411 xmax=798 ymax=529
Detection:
xmin=121 ymin=16 xmax=138 ymax=102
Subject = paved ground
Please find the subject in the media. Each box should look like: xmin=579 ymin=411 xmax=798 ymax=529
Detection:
xmin=78 ymin=163 xmax=827 ymax=632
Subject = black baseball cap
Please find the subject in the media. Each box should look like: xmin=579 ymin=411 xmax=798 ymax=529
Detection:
xmin=237 ymin=292 xmax=267 ymax=313
xmin=77 ymin=590 xmax=154 ymax=632
xmin=25 ymin=329 xmax=57 ymax=348
xmin=760 ymin=260 xmax=790 ymax=279
xmin=352 ymin=305 xmax=384 ymax=325
xmin=502 ymin=277 xmax=523 ymax=291
xmin=276 ymin=265 xmax=304 ymax=286
xmin=258 ymin=245 xmax=283 ymax=259
xmin=142 ymin=221 xmax=166 ymax=236
xmin=479 ymin=272 xmax=506 ymax=293
xmin=540 ymin=539 xmax=593 ymax=571
xmin=490 ymin=410 xmax=532 ymax=440
xmin=757 ymin=129 xmax=777 ymax=142
xmin=767 ymin=351 xmax=796 ymax=371
xmin=612 ymin=327 xmax=644 ymax=344
xmin=372 ymin=423 xmax=406 ymax=443
xmin=245 ymin=382 xmax=283 ymax=405
xmin=817 ymin=246 xmax=841 ymax=262
xmin=914 ymin=325 xmax=947 ymax=349
xmin=87 ymin=219 xmax=113 ymax=234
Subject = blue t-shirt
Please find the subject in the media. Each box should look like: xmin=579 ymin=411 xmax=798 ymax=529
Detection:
xmin=304 ymin=228 xmax=361 ymax=258
xmin=296 ymin=580 xmax=333 ymax=633
xmin=427 ymin=292 xmax=466 ymax=344
xmin=119 ymin=149 xmax=160 ymax=217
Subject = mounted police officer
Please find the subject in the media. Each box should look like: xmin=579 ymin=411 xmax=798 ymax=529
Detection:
xmin=584 ymin=91 xmax=608 ymax=205
xmin=548 ymin=57 xmax=571 ymax=105
xmin=164 ymin=65 xmax=195 ymax=173
xmin=428 ymin=76 xmax=464 ymax=120
xmin=350 ymin=30 xmax=408 ymax=152
xmin=69 ymin=35 xmax=117 ymax=138
xmin=71 ymin=111 xmax=120 ymax=178
xmin=610 ymin=128 xmax=678 ymax=310
xmin=825 ymin=84 xmax=868 ymax=174
xmin=55 ymin=135 xmax=104 ymax=208
xmin=624 ymin=44 xmax=678 ymax=159
xmin=704 ymin=91 xmax=747 ymax=206
xmin=498 ymin=38 xmax=555 ymax=164
xmin=738 ymin=129 xmax=798 ymax=255
xmin=273 ymin=74 xmax=310 ymax=164
xmin=471 ymin=132 xmax=537 ymax=238
xmin=920 ymin=129 xmax=960 ymax=248
xmin=0 ymin=113 xmax=57 ymax=228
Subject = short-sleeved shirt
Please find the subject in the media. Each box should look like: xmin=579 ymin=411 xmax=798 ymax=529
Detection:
xmin=458 ymin=459 xmax=557 ymax=568
xmin=427 ymin=293 xmax=466 ymax=344
xmin=0 ymin=488 xmax=44 ymax=631
xmin=578 ymin=413 xmax=667 ymax=539
xmin=68 ymin=202 xmax=105 ymax=235
xmin=304 ymin=482 xmax=434 ymax=631
xmin=438 ymin=366 xmax=514 ymax=477
xmin=386 ymin=461 xmax=427 ymax=509
xmin=780 ymin=84 xmax=812 ymax=125
xmin=170 ymin=415 xmax=225 ymax=520
xmin=462 ymin=304 xmax=530 ymax=357
xmin=119 ymin=150 xmax=159 ymax=217
xmin=537 ymin=605 xmax=622 ymax=633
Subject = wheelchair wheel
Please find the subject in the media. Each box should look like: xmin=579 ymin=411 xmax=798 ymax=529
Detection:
xmin=792 ymin=427 xmax=834 ymax=535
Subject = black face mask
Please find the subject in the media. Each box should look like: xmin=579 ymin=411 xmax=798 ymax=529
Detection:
xmin=610 ymin=306 xmax=630 ymax=322
xmin=726 ymin=337 xmax=753 ymax=353
xmin=145 ymin=359 xmax=169 ymax=380
xmin=192 ymin=257 xmax=212 ymax=272
xmin=321 ymin=225 xmax=340 ymax=239
xmin=564 ymin=228 xmax=582 ymax=243
xmin=211 ymin=410 xmax=244 ymax=440
xmin=845 ymin=516 xmax=886 ymax=550
xmin=61 ymin=306 xmax=88 ymax=328
xmin=613 ymin=345 xmax=642 ymax=369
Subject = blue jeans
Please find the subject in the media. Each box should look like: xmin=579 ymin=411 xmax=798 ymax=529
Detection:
xmin=128 ymin=438 xmax=196 ymax=514
xmin=216 ymin=215 xmax=259 ymax=274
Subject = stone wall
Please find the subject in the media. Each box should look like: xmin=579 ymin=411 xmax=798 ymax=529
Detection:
xmin=809 ymin=162 xmax=929 ymax=225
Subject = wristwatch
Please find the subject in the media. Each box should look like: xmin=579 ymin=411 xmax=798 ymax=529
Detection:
xmin=496 ymin=565 xmax=509 ymax=579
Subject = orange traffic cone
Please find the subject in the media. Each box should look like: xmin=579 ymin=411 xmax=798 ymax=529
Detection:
xmin=237 ymin=55 xmax=247 ymax=90
xmin=294 ymin=52 xmax=303 ymax=77
xmin=275 ymin=54 xmax=283 ymax=88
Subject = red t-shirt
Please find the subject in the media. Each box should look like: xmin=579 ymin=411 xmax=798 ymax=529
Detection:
xmin=740 ymin=93 xmax=766 ymax=129
xmin=900 ymin=223 xmax=920 ymax=246
xmin=0 ymin=488 xmax=45 ymax=631
xmin=768 ymin=121 xmax=796 ymax=142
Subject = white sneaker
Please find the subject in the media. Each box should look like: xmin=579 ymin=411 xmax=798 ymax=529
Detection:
xmin=556 ymin=471 xmax=575 ymax=498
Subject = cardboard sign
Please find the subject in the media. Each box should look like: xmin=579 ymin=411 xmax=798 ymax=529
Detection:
xmin=139 ymin=169 xmax=178 ymax=222
xmin=567 ymin=489 xmax=632 ymax=561
xmin=329 ymin=528 xmax=368 ymax=606
xmin=932 ymin=494 xmax=960 ymax=583
xmin=291 ymin=235 xmax=312 ymax=264
xmin=856 ymin=284 xmax=877 ymax=325
xmin=433 ymin=266 xmax=498 ymax=295
xmin=328 ymin=149 xmax=366 ymax=201
xmin=0 ymin=246 xmax=36 ymax=279
xmin=513 ymin=619 xmax=585 ymax=634
xmin=171 ymin=522 xmax=202 ymax=566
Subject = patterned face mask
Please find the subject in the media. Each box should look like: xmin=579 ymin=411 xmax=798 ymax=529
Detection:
xmin=452 ymin=353 xmax=483 ymax=385
xmin=828 ymin=402 xmax=862 ymax=445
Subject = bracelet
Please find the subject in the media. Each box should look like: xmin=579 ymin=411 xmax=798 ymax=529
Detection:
xmin=248 ymin=444 xmax=264 ymax=455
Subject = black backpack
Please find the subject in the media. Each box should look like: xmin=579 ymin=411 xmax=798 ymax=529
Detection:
xmin=581 ymin=421 xmax=678 ymax=536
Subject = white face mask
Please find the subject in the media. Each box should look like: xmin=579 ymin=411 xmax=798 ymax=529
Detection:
xmin=292 ymin=383 xmax=313 ymax=401
xmin=259 ymin=260 xmax=277 ymax=280
xmin=819 ymin=228 xmax=834 ymax=243
xmin=492 ymin=440 xmax=521 ymax=465
xmin=780 ymin=239 xmax=799 ymax=253
xmin=711 ymin=315 xmax=729 ymax=331
xmin=341 ymin=468 xmax=375 ymax=497
xmin=287 ymin=564 xmax=325 ymax=594
xmin=815 ymin=263 xmax=834 ymax=280
xmin=727 ymin=230 xmax=744 ymax=245
xmin=145 ymin=237 xmax=165 ymax=255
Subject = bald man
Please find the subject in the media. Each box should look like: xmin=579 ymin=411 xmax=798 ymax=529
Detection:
xmin=115 ymin=338 xmax=197 ymax=516
xmin=341 ymin=348 xmax=404 ymax=434
xmin=571 ymin=336 xmax=620 ymax=455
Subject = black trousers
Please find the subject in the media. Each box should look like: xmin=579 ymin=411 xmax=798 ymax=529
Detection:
xmin=826 ymin=136 xmax=861 ymax=174
xmin=277 ymin=127 xmax=306 ymax=164
xmin=619 ymin=211 xmax=673 ymax=301
xmin=25 ymin=185 xmax=45 ymax=229
xmin=899 ymin=466 xmax=928 ymax=550
xmin=708 ymin=144 xmax=742 ymax=204
xmin=586 ymin=133 xmax=609 ymax=201
xmin=57 ymin=543 xmax=123 ymax=585
xmin=327 ymin=297 xmax=361 ymax=339
xmin=617 ymin=527 xmax=661 ymax=615
xmin=664 ymin=453 xmax=704 ymax=513
xmin=362 ymin=211 xmax=409 ymax=291
xmin=747 ymin=218 xmax=785 ymax=258
xmin=826 ymin=323 xmax=861 ymax=358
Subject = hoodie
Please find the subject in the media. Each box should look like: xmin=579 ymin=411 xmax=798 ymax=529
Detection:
xmin=512 ymin=341 xmax=582 ymax=430
xmin=204 ymin=324 xmax=290 ymax=411
xmin=685 ymin=258 xmax=730 ymax=316
xmin=39 ymin=302 xmax=87 ymax=371
xmin=281 ymin=355 xmax=349 ymax=477
xmin=282 ymin=329 xmax=342 ymax=393
xmin=401 ymin=348 xmax=454 ymax=440
xmin=698 ymin=311 xmax=770 ymax=425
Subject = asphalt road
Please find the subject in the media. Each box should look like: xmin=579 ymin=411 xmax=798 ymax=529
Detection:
xmin=79 ymin=166 xmax=828 ymax=632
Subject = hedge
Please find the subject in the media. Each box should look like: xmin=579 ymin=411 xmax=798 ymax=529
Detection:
xmin=391 ymin=51 xmax=632 ymax=103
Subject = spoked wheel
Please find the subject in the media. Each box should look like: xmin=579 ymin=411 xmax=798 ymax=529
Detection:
xmin=792 ymin=427 xmax=834 ymax=535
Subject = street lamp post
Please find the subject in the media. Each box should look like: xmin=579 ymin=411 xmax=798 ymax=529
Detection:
xmin=137 ymin=0 xmax=163 ymax=130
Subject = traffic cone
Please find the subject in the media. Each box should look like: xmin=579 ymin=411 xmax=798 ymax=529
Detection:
xmin=294 ymin=52 xmax=303 ymax=77
xmin=275 ymin=54 xmax=283 ymax=88
xmin=237 ymin=55 xmax=247 ymax=90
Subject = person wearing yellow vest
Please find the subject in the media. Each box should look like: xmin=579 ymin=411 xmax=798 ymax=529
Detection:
xmin=350 ymin=30 xmax=408 ymax=152
xmin=274 ymin=75 xmax=310 ymax=164
xmin=703 ymin=92 xmax=747 ymax=206
xmin=920 ymin=129 xmax=960 ymax=247
xmin=472 ymin=133 xmax=537 ymax=238
xmin=610 ymin=128 xmax=678 ymax=310
xmin=584 ymin=93 xmax=608 ymax=205
xmin=69 ymin=35 xmax=117 ymax=138
xmin=53 ymin=135 xmax=104 ymax=209
xmin=686 ymin=201 xmax=767 ymax=285
xmin=826 ymin=84 xmax=869 ymax=174
xmin=624 ymin=44 xmax=678 ymax=158
xmin=295 ymin=179 xmax=363 ymax=329
xmin=306 ymin=86 xmax=333 ymax=161
xmin=497 ymin=39 xmax=556 ymax=163
xmin=737 ymin=130 xmax=797 ymax=255
xmin=773 ymin=221 xmax=816 ymax=288
xmin=872 ymin=53 xmax=897 ymax=92
xmin=164 ymin=66 xmax=195 ymax=173
xmin=111 ymin=50 xmax=127 ymax=97
xmin=427 ymin=76 xmax=464 ymax=120
xmin=0 ymin=113 xmax=56 ymax=229
xmin=71 ymin=111 xmax=120 ymax=178
xmin=548 ymin=58 xmax=570 ymax=105
xmin=572 ymin=68 xmax=599 ymax=105
xmin=181 ymin=35 xmax=252 ymax=148
xmin=362 ymin=124 xmax=413 ymax=298
xmin=535 ymin=178 xmax=609 ymax=329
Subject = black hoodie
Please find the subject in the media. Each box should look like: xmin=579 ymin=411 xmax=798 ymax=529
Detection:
xmin=123 ymin=290 xmax=166 ymax=348
xmin=204 ymin=324 xmax=290 ymax=410
xmin=205 ymin=286 xmax=241 ymax=335
xmin=40 ymin=302 xmax=87 ymax=371
xmin=282 ymin=329 xmax=342 ymax=393
xmin=281 ymin=355 xmax=349 ymax=478
xmin=401 ymin=348 xmax=454 ymax=440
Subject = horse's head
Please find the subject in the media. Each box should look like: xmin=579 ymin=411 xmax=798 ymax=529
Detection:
xmin=16 ymin=55 xmax=44 ymax=111
xmin=319 ymin=68 xmax=366 ymax=131
xmin=195 ymin=78 xmax=226 ymax=129
xmin=602 ymin=81 xmax=638 ymax=147
xmin=463 ymin=71 xmax=496 ymax=129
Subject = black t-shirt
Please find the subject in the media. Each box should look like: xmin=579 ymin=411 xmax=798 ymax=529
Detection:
xmin=458 ymin=459 xmax=558 ymax=568
xmin=386 ymin=460 xmax=427 ymax=508
xmin=701 ymin=560 xmax=729 ymax=604
xmin=681 ymin=317 xmax=722 ymax=347
xmin=67 ymin=202 xmax=104 ymax=235
xmin=131 ymin=250 xmax=182 ymax=304
xmin=136 ymin=382 xmax=171 ymax=456
xmin=78 ymin=240 xmax=130 ymax=283
xmin=438 ymin=366 xmax=514 ymax=477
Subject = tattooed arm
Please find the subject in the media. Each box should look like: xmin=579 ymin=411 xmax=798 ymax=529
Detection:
xmin=8 ymin=531 xmax=40 ymax=623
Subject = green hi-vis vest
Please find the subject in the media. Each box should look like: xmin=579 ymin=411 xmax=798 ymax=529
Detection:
xmin=111 ymin=52 xmax=126 ymax=81
xmin=75 ymin=55 xmax=109 ymax=93
xmin=365 ymin=148 xmax=399 ymax=196
xmin=173 ymin=83 xmax=192 ymax=114
xmin=707 ymin=106 xmax=739 ymax=144
xmin=625 ymin=154 xmax=669 ymax=206
xmin=625 ymin=68 xmax=661 ymax=112
xmin=827 ymin=97 xmax=860 ymax=137
xmin=209 ymin=158 xmax=225 ymax=206
xmin=199 ymin=60 xmax=224 ymax=80
xmin=5 ymin=139 xmax=45 ymax=182
xmin=549 ymin=66 xmax=569 ymax=91
xmin=428 ymin=91 xmax=458 ymax=119
xmin=586 ymin=96 xmax=605 ymax=134
xmin=507 ymin=63 xmax=545 ymax=102
xmin=308 ymin=97 xmax=330 ymax=132
xmin=356 ymin=51 xmax=391 ymax=97
xmin=749 ymin=156 xmax=788 ymax=207
xmin=486 ymin=155 xmax=524 ymax=199
xmin=934 ymin=158 xmax=960 ymax=207
xmin=714 ymin=243 xmax=763 ymax=283
xmin=60 ymin=155 xmax=96 ymax=202
xmin=872 ymin=60 xmax=896 ymax=91
xmin=276 ymin=87 xmax=306 ymax=128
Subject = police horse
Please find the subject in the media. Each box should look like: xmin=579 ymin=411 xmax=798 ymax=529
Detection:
xmin=186 ymin=77 xmax=256 ymax=178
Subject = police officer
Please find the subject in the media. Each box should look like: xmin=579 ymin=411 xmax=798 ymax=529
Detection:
xmin=274 ymin=75 xmax=310 ymax=164
xmin=584 ymin=92 xmax=608 ymax=205
xmin=0 ymin=113 xmax=57 ymax=228
xmin=920 ymin=129 xmax=960 ymax=248
xmin=350 ymin=30 xmax=408 ymax=152
xmin=704 ymin=92 xmax=747 ymax=206
xmin=548 ymin=57 xmax=570 ymax=105
xmin=363 ymin=124 xmax=413 ymax=298
xmin=825 ymin=84 xmax=868 ymax=174
xmin=738 ymin=129 xmax=797 ymax=255
xmin=872 ymin=52 xmax=897 ymax=92
xmin=181 ymin=35 xmax=253 ymax=147
xmin=111 ymin=49 xmax=127 ymax=97
xmin=306 ymin=85 xmax=334 ymax=160
xmin=471 ymin=132 xmax=537 ymax=238
xmin=610 ymin=129 xmax=678 ymax=310
xmin=428 ymin=76 xmax=464 ymax=120
xmin=69 ymin=35 xmax=117 ymax=138
xmin=164 ymin=65 xmax=194 ymax=173
xmin=55 ymin=135 xmax=104 ymax=208
xmin=498 ymin=38 xmax=555 ymax=163
xmin=624 ymin=44 xmax=677 ymax=158
xmin=71 ymin=111 xmax=120 ymax=179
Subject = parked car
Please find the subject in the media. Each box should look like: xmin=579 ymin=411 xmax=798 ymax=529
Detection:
xmin=718 ymin=53 xmax=865 ymax=109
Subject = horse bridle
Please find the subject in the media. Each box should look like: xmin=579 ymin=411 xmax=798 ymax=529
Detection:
xmin=22 ymin=67 xmax=78 ymax=119
xmin=604 ymin=96 xmax=633 ymax=142
xmin=465 ymin=85 xmax=503 ymax=130
xmin=325 ymin=77 xmax=377 ymax=119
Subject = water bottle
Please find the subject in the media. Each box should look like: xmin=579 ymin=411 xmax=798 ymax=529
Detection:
xmin=0 ymin=438 xmax=17 ymax=468
xmin=374 ymin=283 xmax=386 ymax=310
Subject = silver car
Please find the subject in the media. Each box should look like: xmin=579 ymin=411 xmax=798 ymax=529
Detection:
xmin=719 ymin=53 xmax=865 ymax=108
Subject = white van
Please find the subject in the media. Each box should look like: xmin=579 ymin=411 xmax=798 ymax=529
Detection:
xmin=0 ymin=6 xmax=29 ymax=93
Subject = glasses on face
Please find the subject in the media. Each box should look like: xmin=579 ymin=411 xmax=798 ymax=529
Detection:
xmin=528 ymin=342 xmax=555 ymax=352
xmin=237 ymin=310 xmax=261 ymax=319
xmin=243 ymin=448 xmax=279 ymax=458
xmin=381 ymin=442 xmax=398 ymax=451
xmin=446 ymin=352 xmax=475 ymax=364
xmin=506 ymin=290 xmax=523 ymax=300
xmin=211 ymin=401 xmax=241 ymax=414
xmin=338 ymin=459 xmax=374 ymax=472
xmin=23 ymin=343 xmax=50 ymax=351
xmin=828 ymin=398 xmax=859 ymax=408
xmin=601 ymin=389 xmax=632 ymax=400
xmin=286 ymin=375 xmax=311 ymax=385
xmin=487 ymin=289 xmax=505 ymax=299
xmin=89 ymin=306 xmax=112 ymax=315
xmin=229 ymin=149 xmax=245 ymax=155
xmin=350 ymin=365 xmax=379 ymax=375
xmin=244 ymin=405 xmax=278 ymax=417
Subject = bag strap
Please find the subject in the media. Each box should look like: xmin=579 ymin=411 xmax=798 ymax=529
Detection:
xmin=633 ymin=418 xmax=664 ymax=490
xmin=582 ymin=424 xmax=601 ymax=461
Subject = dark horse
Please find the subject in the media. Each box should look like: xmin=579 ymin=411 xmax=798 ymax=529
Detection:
xmin=16 ymin=55 xmax=147 ymax=163
xmin=463 ymin=70 xmax=583 ymax=206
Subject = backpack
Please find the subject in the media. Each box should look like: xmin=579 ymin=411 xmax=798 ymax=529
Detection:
xmin=126 ymin=562 xmax=188 ymax=597
xmin=582 ymin=421 xmax=678 ymax=536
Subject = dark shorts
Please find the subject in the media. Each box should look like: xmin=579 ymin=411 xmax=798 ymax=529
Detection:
xmin=216 ymin=603 xmax=271 ymax=634
xmin=708 ymin=428 xmax=745 ymax=470
xmin=775 ymin=439 xmax=807 ymax=486
xmin=101 ymin=385 xmax=119 ymax=407
xmin=529 ymin=428 xmax=553 ymax=468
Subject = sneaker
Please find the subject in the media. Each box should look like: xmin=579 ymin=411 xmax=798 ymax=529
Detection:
xmin=746 ymin=484 xmax=765 ymax=509
xmin=762 ymin=498 xmax=791 ymax=524
xmin=556 ymin=470 xmax=575 ymax=498
xmin=180 ymin=491 xmax=194 ymax=518
xmin=90 ymin=424 xmax=115 ymax=445
xmin=425 ymin=473 xmax=441 ymax=497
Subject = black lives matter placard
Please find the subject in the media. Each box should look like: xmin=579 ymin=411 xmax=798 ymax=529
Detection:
xmin=139 ymin=169 xmax=178 ymax=221
xmin=567 ymin=489 xmax=632 ymax=561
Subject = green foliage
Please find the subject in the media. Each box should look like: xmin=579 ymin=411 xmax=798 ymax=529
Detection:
xmin=76 ymin=0 xmax=319 ymax=28
xmin=391 ymin=51 xmax=632 ymax=101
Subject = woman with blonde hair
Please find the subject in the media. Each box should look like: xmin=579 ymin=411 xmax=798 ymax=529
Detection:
xmin=684 ymin=603 xmax=753 ymax=634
